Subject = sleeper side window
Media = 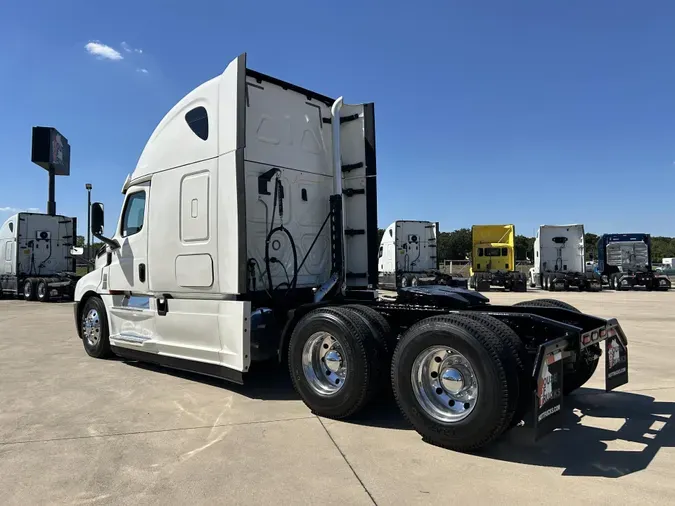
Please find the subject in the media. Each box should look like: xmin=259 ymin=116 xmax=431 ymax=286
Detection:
xmin=185 ymin=106 xmax=209 ymax=141
xmin=121 ymin=191 xmax=146 ymax=237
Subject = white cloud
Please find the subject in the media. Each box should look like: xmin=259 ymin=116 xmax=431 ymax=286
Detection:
xmin=0 ymin=207 xmax=19 ymax=212
xmin=85 ymin=41 xmax=123 ymax=61
xmin=122 ymin=41 xmax=143 ymax=54
xmin=136 ymin=68 xmax=149 ymax=74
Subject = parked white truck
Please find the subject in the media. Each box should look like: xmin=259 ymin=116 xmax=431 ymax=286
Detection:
xmin=377 ymin=220 xmax=467 ymax=289
xmin=529 ymin=224 xmax=602 ymax=292
xmin=0 ymin=212 xmax=81 ymax=301
xmin=73 ymin=53 xmax=631 ymax=451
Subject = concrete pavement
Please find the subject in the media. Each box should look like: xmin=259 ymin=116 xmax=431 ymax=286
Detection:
xmin=1 ymin=290 xmax=674 ymax=505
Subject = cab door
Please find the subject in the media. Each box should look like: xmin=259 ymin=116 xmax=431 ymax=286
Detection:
xmin=108 ymin=184 xmax=149 ymax=293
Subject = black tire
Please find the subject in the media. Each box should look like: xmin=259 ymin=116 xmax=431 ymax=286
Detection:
xmin=461 ymin=313 xmax=531 ymax=428
xmin=23 ymin=278 xmax=36 ymax=301
xmin=288 ymin=306 xmax=384 ymax=419
xmin=36 ymin=278 xmax=51 ymax=302
xmin=400 ymin=274 xmax=410 ymax=288
xmin=81 ymin=296 xmax=113 ymax=359
xmin=547 ymin=274 xmax=555 ymax=291
xmin=343 ymin=304 xmax=393 ymax=356
xmin=411 ymin=276 xmax=419 ymax=287
xmin=513 ymin=298 xmax=580 ymax=313
xmin=512 ymin=299 xmax=599 ymax=394
xmin=391 ymin=314 xmax=519 ymax=452
xmin=562 ymin=350 xmax=600 ymax=395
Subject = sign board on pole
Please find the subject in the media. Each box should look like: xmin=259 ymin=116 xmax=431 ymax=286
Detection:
xmin=31 ymin=126 xmax=71 ymax=176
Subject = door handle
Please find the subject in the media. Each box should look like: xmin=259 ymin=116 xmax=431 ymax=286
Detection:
xmin=139 ymin=263 xmax=146 ymax=283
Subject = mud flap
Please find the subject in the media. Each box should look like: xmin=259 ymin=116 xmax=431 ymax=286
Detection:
xmin=533 ymin=338 xmax=567 ymax=440
xmin=605 ymin=322 xmax=628 ymax=391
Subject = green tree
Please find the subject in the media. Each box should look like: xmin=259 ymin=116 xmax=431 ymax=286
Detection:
xmin=377 ymin=228 xmax=385 ymax=245
xmin=652 ymin=236 xmax=675 ymax=262
xmin=514 ymin=235 xmax=534 ymax=262
xmin=438 ymin=228 xmax=472 ymax=261
xmin=584 ymin=233 xmax=599 ymax=260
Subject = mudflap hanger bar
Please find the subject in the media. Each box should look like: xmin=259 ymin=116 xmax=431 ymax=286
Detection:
xmin=528 ymin=316 xmax=629 ymax=441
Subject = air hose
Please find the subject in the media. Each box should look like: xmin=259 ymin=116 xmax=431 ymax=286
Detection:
xmin=265 ymin=176 xmax=298 ymax=295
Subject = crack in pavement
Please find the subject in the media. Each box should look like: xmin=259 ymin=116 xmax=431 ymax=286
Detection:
xmin=0 ymin=415 xmax=315 ymax=446
xmin=317 ymin=417 xmax=377 ymax=505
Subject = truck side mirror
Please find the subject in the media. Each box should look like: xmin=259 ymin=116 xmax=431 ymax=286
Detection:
xmin=69 ymin=247 xmax=84 ymax=256
xmin=90 ymin=202 xmax=119 ymax=249
xmin=91 ymin=202 xmax=105 ymax=236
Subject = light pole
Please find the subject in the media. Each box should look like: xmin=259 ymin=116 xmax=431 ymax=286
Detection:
xmin=85 ymin=183 xmax=92 ymax=272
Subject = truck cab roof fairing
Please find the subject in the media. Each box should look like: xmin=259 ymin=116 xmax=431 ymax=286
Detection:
xmin=131 ymin=53 xmax=249 ymax=181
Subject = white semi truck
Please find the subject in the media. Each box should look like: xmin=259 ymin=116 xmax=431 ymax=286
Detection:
xmin=377 ymin=220 xmax=467 ymax=289
xmin=73 ymin=53 xmax=631 ymax=452
xmin=529 ymin=224 xmax=602 ymax=292
xmin=0 ymin=212 xmax=81 ymax=301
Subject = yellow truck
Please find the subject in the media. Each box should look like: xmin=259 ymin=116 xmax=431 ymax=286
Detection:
xmin=469 ymin=224 xmax=527 ymax=292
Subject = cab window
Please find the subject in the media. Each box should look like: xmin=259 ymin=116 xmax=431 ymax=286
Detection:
xmin=485 ymin=247 xmax=501 ymax=256
xmin=121 ymin=191 xmax=146 ymax=237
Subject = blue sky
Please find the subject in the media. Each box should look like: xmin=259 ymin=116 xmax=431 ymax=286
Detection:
xmin=1 ymin=0 xmax=674 ymax=238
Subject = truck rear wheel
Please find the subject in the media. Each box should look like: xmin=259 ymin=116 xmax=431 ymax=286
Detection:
xmin=288 ymin=306 xmax=385 ymax=419
xmin=391 ymin=315 xmax=519 ymax=452
xmin=81 ymin=296 xmax=113 ymax=359
xmin=343 ymin=304 xmax=393 ymax=356
xmin=513 ymin=299 xmax=600 ymax=395
xmin=36 ymin=278 xmax=51 ymax=302
xmin=462 ymin=313 xmax=531 ymax=428
xmin=23 ymin=278 xmax=36 ymax=301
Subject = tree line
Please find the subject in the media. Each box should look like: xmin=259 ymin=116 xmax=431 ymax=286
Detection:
xmin=76 ymin=231 xmax=675 ymax=265
xmin=377 ymin=229 xmax=675 ymax=263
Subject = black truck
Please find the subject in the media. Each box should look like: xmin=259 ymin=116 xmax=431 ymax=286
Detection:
xmin=595 ymin=233 xmax=671 ymax=291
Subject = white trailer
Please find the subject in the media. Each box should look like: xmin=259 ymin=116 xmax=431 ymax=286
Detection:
xmin=378 ymin=220 xmax=467 ymax=289
xmin=0 ymin=212 xmax=81 ymax=301
xmin=528 ymin=224 xmax=602 ymax=291
xmin=73 ymin=53 xmax=632 ymax=452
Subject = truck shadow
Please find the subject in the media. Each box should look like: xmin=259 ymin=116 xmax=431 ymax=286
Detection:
xmin=122 ymin=359 xmax=673 ymax=477
xmin=480 ymin=388 xmax=675 ymax=478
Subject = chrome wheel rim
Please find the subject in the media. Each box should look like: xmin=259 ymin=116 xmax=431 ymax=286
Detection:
xmin=411 ymin=346 xmax=479 ymax=423
xmin=38 ymin=283 xmax=45 ymax=298
xmin=83 ymin=308 xmax=101 ymax=346
xmin=301 ymin=332 xmax=347 ymax=396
